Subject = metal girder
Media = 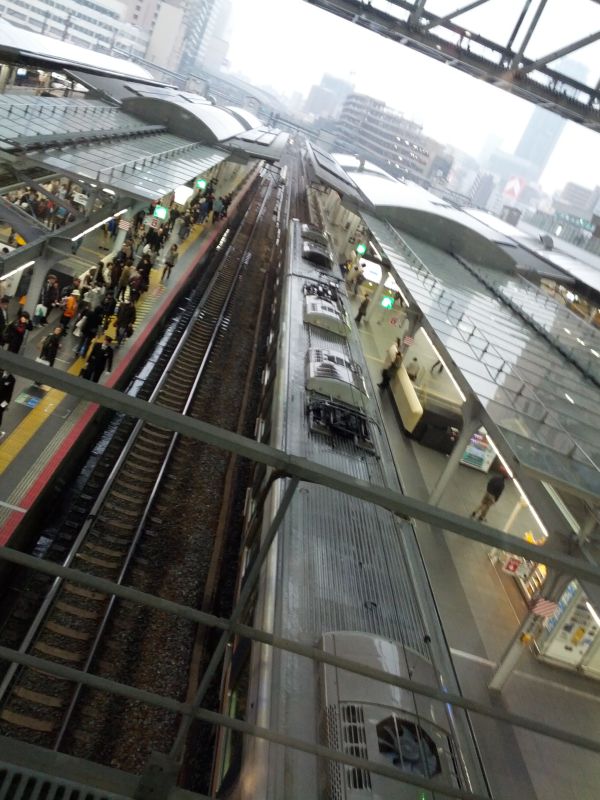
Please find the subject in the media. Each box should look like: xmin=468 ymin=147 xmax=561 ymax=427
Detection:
xmin=1 ymin=349 xmax=600 ymax=586
xmin=0 ymin=549 xmax=599 ymax=763
xmin=518 ymin=30 xmax=600 ymax=75
xmin=509 ymin=0 xmax=549 ymax=68
xmin=303 ymin=0 xmax=600 ymax=130
xmin=0 ymin=200 xmax=128 ymax=274
xmin=0 ymin=195 xmax=50 ymax=243
xmin=422 ymin=0 xmax=492 ymax=31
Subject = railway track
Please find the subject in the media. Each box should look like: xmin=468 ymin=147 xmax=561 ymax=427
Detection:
xmin=0 ymin=174 xmax=278 ymax=761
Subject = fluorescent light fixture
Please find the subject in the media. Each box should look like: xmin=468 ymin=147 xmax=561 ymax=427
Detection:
xmin=173 ymin=185 xmax=194 ymax=206
xmin=591 ymin=349 xmax=600 ymax=358
xmin=420 ymin=329 xmax=467 ymax=402
xmin=586 ymin=601 xmax=600 ymax=627
xmin=576 ymin=338 xmax=585 ymax=346
xmin=485 ymin=433 xmax=548 ymax=538
xmin=71 ymin=208 xmax=127 ymax=241
xmin=563 ymin=327 xmax=571 ymax=334
xmin=564 ymin=393 xmax=574 ymax=404
xmin=1 ymin=260 xmax=35 ymax=280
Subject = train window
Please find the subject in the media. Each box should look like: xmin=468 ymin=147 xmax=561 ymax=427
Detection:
xmin=376 ymin=716 xmax=441 ymax=778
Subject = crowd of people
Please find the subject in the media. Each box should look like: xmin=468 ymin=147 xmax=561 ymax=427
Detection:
xmin=0 ymin=176 xmax=234 ymax=434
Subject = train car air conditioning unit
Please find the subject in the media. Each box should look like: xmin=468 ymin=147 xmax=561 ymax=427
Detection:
xmin=321 ymin=632 xmax=462 ymax=800
xmin=305 ymin=349 xmax=367 ymax=409
xmin=303 ymin=297 xmax=350 ymax=337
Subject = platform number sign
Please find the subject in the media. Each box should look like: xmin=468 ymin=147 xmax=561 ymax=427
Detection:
xmin=355 ymin=242 xmax=367 ymax=256
xmin=153 ymin=205 xmax=168 ymax=220
xmin=196 ymin=178 xmax=207 ymax=190
xmin=381 ymin=296 xmax=394 ymax=309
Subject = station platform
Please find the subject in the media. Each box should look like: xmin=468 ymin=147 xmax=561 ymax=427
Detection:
xmin=350 ymin=292 xmax=600 ymax=800
xmin=0 ymin=166 xmax=257 ymax=546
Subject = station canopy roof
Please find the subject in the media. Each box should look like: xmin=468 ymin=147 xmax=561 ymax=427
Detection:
xmin=0 ymin=19 xmax=154 ymax=81
xmin=363 ymin=212 xmax=600 ymax=502
xmin=305 ymin=143 xmax=365 ymax=209
xmin=29 ymin=133 xmax=226 ymax=201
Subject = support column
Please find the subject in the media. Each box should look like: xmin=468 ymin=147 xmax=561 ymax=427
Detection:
xmin=0 ymin=64 xmax=12 ymax=94
xmin=365 ymin=266 xmax=389 ymax=321
xmin=110 ymin=200 xmax=145 ymax=255
xmin=429 ymin=401 xmax=480 ymax=506
xmin=578 ymin=509 xmax=598 ymax=544
xmin=488 ymin=569 xmax=570 ymax=692
xmin=23 ymin=257 xmax=52 ymax=316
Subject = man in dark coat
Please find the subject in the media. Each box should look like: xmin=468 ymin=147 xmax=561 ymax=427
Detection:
xmin=75 ymin=307 xmax=104 ymax=357
xmin=3 ymin=313 xmax=33 ymax=353
xmin=0 ymin=296 xmax=9 ymax=340
xmin=0 ymin=370 xmax=16 ymax=431
xmin=81 ymin=335 xmax=113 ymax=382
xmin=39 ymin=326 xmax=63 ymax=367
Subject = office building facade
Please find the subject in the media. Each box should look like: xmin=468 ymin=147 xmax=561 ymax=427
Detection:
xmin=336 ymin=93 xmax=435 ymax=182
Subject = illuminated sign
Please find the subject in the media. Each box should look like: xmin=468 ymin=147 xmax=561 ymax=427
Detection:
xmin=153 ymin=205 xmax=168 ymax=220
xmin=195 ymin=178 xmax=207 ymax=190
xmin=355 ymin=243 xmax=367 ymax=255
xmin=381 ymin=296 xmax=394 ymax=309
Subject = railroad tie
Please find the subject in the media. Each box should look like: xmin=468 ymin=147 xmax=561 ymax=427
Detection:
xmin=34 ymin=640 xmax=84 ymax=662
xmin=75 ymin=552 xmax=122 ymax=569
xmin=46 ymin=621 xmax=91 ymax=641
xmin=55 ymin=601 xmax=99 ymax=620
xmin=0 ymin=709 xmax=55 ymax=732
xmin=64 ymin=582 xmax=106 ymax=601
xmin=14 ymin=686 xmax=64 ymax=708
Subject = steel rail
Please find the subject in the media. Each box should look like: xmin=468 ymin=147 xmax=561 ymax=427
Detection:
xmin=52 ymin=180 xmax=271 ymax=748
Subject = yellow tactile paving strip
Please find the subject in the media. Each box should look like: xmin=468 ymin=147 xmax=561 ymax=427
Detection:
xmin=0 ymin=221 xmax=205 ymax=476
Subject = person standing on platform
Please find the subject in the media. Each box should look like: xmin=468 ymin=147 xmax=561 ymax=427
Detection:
xmin=38 ymin=326 xmax=63 ymax=367
xmin=0 ymin=296 xmax=10 ymax=341
xmin=41 ymin=275 xmax=59 ymax=325
xmin=0 ymin=370 xmax=15 ymax=436
xmin=3 ymin=312 xmax=33 ymax=353
xmin=115 ymin=301 xmax=136 ymax=346
xmin=59 ymin=289 xmax=79 ymax=334
xmin=378 ymin=351 xmax=403 ymax=390
xmin=471 ymin=473 xmax=507 ymax=522
xmin=355 ymin=295 xmax=370 ymax=325
xmin=81 ymin=335 xmax=114 ymax=382
xmin=162 ymin=244 xmax=179 ymax=282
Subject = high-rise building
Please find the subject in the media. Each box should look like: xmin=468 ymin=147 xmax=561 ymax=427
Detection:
xmin=0 ymin=0 xmax=149 ymax=59
xmin=178 ymin=0 xmax=224 ymax=74
xmin=514 ymin=109 xmax=566 ymax=182
xmin=335 ymin=93 xmax=433 ymax=182
xmin=514 ymin=58 xmax=587 ymax=182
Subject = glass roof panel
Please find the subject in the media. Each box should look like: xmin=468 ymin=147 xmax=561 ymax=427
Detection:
xmin=363 ymin=212 xmax=600 ymax=499
xmin=30 ymin=134 xmax=226 ymax=200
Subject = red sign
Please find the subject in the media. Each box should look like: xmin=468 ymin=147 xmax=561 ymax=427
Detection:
xmin=118 ymin=218 xmax=131 ymax=231
xmin=503 ymin=176 xmax=525 ymax=201
xmin=402 ymin=335 xmax=415 ymax=347
xmin=502 ymin=555 xmax=522 ymax=574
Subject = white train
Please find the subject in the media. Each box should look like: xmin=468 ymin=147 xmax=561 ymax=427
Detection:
xmin=212 ymin=220 xmax=489 ymax=799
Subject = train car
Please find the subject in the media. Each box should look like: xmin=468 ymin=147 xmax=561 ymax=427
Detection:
xmin=212 ymin=219 xmax=487 ymax=799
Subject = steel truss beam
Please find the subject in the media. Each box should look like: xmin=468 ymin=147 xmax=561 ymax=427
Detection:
xmin=0 ymin=198 xmax=129 ymax=274
xmin=0 ymin=349 xmax=598 ymax=585
xmin=303 ymin=0 xmax=600 ymax=130
xmin=423 ymin=0 xmax=492 ymax=31
xmin=0 ymin=549 xmax=599 ymax=761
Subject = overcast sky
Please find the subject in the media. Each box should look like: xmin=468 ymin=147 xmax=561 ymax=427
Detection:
xmin=226 ymin=0 xmax=600 ymax=195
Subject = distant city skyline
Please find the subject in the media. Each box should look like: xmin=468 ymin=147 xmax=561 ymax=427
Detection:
xmin=226 ymin=0 xmax=600 ymax=196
